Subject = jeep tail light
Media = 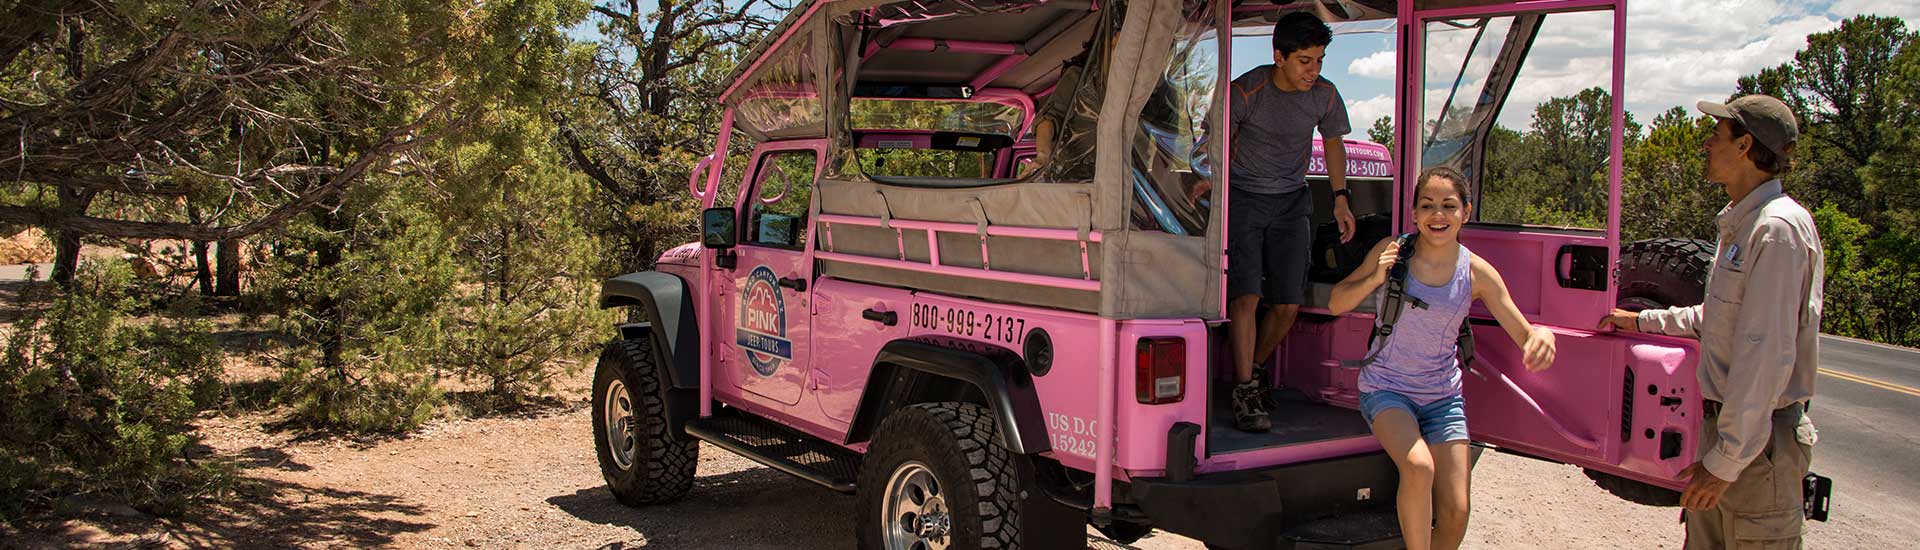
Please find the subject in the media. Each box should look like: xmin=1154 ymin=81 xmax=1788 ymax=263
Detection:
xmin=1135 ymin=337 xmax=1185 ymax=405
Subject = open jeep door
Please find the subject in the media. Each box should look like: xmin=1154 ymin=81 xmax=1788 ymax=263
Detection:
xmin=1396 ymin=0 xmax=1702 ymax=499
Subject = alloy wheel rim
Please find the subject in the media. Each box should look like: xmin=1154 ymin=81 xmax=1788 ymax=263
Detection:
xmin=603 ymin=379 xmax=636 ymax=470
xmin=881 ymin=461 xmax=952 ymax=550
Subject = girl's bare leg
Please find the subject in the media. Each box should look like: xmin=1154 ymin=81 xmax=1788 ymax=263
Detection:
xmin=1370 ymin=409 xmax=1434 ymax=550
xmin=1430 ymin=440 xmax=1474 ymax=550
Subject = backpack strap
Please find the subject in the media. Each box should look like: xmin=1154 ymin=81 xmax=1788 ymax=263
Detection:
xmin=1343 ymin=236 xmax=1480 ymax=378
xmin=1342 ymin=233 xmax=1419 ymax=369
xmin=1456 ymin=317 xmax=1481 ymax=379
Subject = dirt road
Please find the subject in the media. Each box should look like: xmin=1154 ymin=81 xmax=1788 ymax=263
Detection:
xmin=8 ymin=380 xmax=1893 ymax=550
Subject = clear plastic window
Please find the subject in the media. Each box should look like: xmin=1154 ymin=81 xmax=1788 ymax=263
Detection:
xmin=1130 ymin=7 xmax=1220 ymax=235
xmin=746 ymin=150 xmax=820 ymax=249
xmin=735 ymin=34 xmax=823 ymax=139
xmin=1421 ymin=11 xmax=1616 ymax=230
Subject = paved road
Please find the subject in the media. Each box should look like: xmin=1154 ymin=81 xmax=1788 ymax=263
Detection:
xmin=0 ymin=263 xmax=51 ymax=281
xmin=1801 ymin=335 xmax=1920 ymax=540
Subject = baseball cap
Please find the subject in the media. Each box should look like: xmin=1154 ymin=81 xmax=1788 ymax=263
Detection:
xmin=1697 ymin=95 xmax=1799 ymax=157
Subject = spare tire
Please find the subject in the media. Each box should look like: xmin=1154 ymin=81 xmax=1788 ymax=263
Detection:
xmin=1616 ymin=238 xmax=1714 ymax=312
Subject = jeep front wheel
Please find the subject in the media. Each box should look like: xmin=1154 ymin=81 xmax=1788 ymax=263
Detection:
xmin=857 ymin=403 xmax=1026 ymax=550
xmin=592 ymin=338 xmax=697 ymax=506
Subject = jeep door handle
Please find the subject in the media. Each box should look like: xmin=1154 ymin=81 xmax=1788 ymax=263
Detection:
xmin=862 ymin=308 xmax=897 ymax=326
xmin=778 ymin=276 xmax=807 ymax=292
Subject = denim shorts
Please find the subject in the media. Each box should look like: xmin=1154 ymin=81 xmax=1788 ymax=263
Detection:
xmin=1359 ymin=390 xmax=1469 ymax=445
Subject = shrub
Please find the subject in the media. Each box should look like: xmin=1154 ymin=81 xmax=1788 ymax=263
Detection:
xmin=0 ymin=262 xmax=229 ymax=522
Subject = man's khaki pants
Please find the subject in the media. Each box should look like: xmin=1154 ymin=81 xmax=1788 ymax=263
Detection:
xmin=1683 ymin=404 xmax=1816 ymax=550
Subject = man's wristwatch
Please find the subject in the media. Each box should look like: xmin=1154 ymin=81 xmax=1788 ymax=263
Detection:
xmin=1332 ymin=188 xmax=1352 ymax=202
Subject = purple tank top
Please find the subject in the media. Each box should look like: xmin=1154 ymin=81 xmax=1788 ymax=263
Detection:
xmin=1357 ymin=243 xmax=1473 ymax=405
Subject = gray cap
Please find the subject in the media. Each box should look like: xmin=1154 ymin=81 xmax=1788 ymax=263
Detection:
xmin=1697 ymin=94 xmax=1799 ymax=157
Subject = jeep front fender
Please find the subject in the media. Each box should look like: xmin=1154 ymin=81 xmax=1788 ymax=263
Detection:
xmin=600 ymin=271 xmax=699 ymax=392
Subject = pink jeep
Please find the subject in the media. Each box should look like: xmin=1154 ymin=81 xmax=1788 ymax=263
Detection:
xmin=591 ymin=1 xmax=1707 ymax=548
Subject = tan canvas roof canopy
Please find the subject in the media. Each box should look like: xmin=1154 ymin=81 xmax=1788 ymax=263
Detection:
xmin=713 ymin=0 xmax=1441 ymax=319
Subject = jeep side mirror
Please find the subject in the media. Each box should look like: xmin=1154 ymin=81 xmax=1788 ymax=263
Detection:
xmin=702 ymin=207 xmax=737 ymax=250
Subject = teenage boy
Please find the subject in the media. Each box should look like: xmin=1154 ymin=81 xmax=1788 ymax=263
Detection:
xmin=1225 ymin=11 xmax=1355 ymax=432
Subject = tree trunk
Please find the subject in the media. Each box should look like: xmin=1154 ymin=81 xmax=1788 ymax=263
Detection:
xmin=215 ymin=238 xmax=241 ymax=296
xmin=49 ymin=188 xmax=96 ymax=286
xmin=50 ymin=228 xmax=82 ymax=286
xmin=187 ymin=204 xmax=213 ymax=295
xmin=193 ymin=240 xmax=213 ymax=295
xmin=311 ymin=208 xmax=347 ymax=376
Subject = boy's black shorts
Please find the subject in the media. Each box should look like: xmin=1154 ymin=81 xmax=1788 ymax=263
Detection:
xmin=1227 ymin=187 xmax=1313 ymax=306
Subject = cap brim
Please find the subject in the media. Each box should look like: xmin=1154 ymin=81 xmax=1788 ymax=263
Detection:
xmin=1697 ymin=101 xmax=1736 ymax=120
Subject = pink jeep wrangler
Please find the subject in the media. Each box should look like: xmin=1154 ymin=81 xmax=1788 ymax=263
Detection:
xmin=591 ymin=1 xmax=1711 ymax=548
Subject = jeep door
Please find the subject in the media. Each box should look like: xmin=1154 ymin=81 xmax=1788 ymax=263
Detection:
xmin=715 ymin=141 xmax=827 ymax=408
xmin=1398 ymin=0 xmax=1703 ymax=494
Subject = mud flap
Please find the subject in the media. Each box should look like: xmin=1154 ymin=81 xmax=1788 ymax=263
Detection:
xmin=1016 ymin=455 xmax=1087 ymax=548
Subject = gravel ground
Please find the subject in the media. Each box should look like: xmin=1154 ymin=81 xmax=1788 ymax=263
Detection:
xmin=1 ymin=372 xmax=1884 ymax=550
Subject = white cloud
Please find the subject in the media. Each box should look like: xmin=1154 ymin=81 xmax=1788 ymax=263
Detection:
xmin=1350 ymin=50 xmax=1396 ymax=79
xmin=1409 ymin=1 xmax=1890 ymax=129
xmin=1345 ymin=94 xmax=1394 ymax=137
xmin=1320 ymin=1 xmax=1910 ymax=133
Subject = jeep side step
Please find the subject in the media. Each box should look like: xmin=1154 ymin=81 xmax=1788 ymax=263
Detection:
xmin=684 ymin=408 xmax=863 ymax=493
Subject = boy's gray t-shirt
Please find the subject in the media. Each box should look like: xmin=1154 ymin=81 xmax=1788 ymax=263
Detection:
xmin=1227 ymin=66 xmax=1351 ymax=195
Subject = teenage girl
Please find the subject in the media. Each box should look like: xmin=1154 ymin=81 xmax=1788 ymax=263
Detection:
xmin=1328 ymin=166 xmax=1558 ymax=550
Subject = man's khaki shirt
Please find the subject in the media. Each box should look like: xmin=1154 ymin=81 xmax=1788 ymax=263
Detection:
xmin=1637 ymin=179 xmax=1824 ymax=482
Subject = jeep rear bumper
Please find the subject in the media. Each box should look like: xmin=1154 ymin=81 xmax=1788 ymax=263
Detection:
xmin=1128 ymin=450 xmax=1403 ymax=550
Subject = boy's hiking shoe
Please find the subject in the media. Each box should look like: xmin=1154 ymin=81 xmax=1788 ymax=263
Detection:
xmin=1232 ymin=379 xmax=1271 ymax=433
xmin=1252 ymin=364 xmax=1281 ymax=409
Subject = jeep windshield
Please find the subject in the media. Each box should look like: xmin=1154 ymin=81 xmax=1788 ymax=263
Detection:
xmin=850 ymin=98 xmax=1026 ymax=136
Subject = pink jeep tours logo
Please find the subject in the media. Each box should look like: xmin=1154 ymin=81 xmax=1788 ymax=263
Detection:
xmin=736 ymin=265 xmax=793 ymax=376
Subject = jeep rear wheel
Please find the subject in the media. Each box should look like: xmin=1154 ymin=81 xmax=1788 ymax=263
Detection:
xmin=592 ymin=338 xmax=697 ymax=506
xmin=857 ymin=403 xmax=1038 ymax=550
xmin=1617 ymin=238 xmax=1714 ymax=312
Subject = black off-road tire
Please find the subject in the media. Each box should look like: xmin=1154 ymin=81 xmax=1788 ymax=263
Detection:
xmin=857 ymin=403 xmax=1064 ymax=550
xmin=592 ymin=338 xmax=697 ymax=506
xmin=1616 ymin=238 xmax=1714 ymax=312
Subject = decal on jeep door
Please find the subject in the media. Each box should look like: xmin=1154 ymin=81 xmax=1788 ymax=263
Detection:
xmin=736 ymin=265 xmax=792 ymax=377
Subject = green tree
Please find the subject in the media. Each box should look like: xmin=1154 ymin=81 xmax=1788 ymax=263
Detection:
xmin=433 ymin=105 xmax=618 ymax=407
xmin=1368 ymin=116 xmax=1394 ymax=154
xmin=0 ymin=0 xmax=577 ymax=284
xmin=1861 ymin=37 xmax=1920 ymax=236
xmin=1742 ymin=16 xmax=1916 ymax=222
xmin=554 ymin=0 xmax=786 ymax=270
xmin=1476 ymin=88 xmax=1633 ymax=229
xmin=260 ymin=182 xmax=461 ymax=433
xmin=1622 ymin=107 xmax=1719 ymax=241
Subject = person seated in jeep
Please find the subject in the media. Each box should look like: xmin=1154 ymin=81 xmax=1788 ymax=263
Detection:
xmin=1328 ymin=166 xmax=1559 ymax=550
xmin=1221 ymin=11 xmax=1357 ymax=432
xmin=1030 ymin=9 xmax=1182 ymax=188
